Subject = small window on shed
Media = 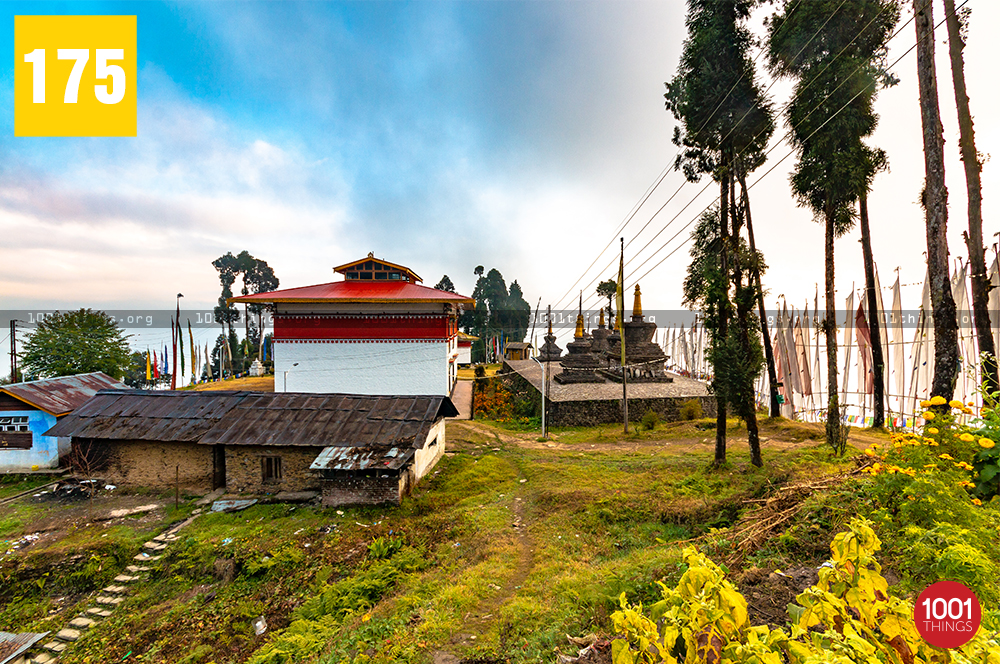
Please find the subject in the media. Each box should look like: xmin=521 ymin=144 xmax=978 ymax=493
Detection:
xmin=261 ymin=456 xmax=282 ymax=483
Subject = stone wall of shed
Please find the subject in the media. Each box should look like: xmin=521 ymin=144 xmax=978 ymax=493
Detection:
xmin=321 ymin=470 xmax=410 ymax=507
xmin=85 ymin=439 xmax=212 ymax=491
xmin=224 ymin=445 xmax=324 ymax=494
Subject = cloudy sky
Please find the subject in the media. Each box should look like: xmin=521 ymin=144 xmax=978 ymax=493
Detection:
xmin=1 ymin=0 xmax=998 ymax=356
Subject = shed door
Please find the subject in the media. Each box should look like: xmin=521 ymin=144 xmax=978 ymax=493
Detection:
xmin=212 ymin=445 xmax=226 ymax=490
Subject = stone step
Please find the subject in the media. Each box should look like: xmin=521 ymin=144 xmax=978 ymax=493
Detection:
xmin=31 ymin=653 xmax=58 ymax=664
xmin=96 ymin=596 xmax=124 ymax=606
xmin=113 ymin=574 xmax=139 ymax=583
xmin=142 ymin=542 xmax=167 ymax=551
xmin=102 ymin=585 xmax=128 ymax=595
xmin=54 ymin=628 xmax=81 ymax=642
xmin=152 ymin=534 xmax=167 ymax=542
xmin=132 ymin=554 xmax=161 ymax=562
xmin=125 ymin=565 xmax=151 ymax=573
xmin=68 ymin=616 xmax=95 ymax=630
xmin=41 ymin=642 xmax=66 ymax=653
xmin=86 ymin=607 xmax=113 ymax=618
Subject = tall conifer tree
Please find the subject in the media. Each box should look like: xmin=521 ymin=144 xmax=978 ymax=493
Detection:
xmin=767 ymin=0 xmax=899 ymax=451
xmin=666 ymin=0 xmax=773 ymax=467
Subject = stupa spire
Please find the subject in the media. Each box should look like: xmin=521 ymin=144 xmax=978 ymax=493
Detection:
xmin=632 ymin=284 xmax=643 ymax=321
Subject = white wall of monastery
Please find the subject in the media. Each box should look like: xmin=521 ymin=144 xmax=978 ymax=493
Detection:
xmin=276 ymin=341 xmax=451 ymax=395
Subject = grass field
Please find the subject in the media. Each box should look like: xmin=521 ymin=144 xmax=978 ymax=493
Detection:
xmin=1 ymin=417 xmax=996 ymax=663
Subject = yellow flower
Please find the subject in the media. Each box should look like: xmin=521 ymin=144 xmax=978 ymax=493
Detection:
xmin=939 ymin=453 xmax=954 ymax=460
xmin=968 ymin=401 xmax=976 ymax=407
xmin=973 ymin=498 xmax=983 ymax=506
xmin=928 ymin=441 xmax=940 ymax=447
xmin=927 ymin=428 xmax=939 ymax=434
xmin=920 ymin=400 xmax=932 ymax=408
xmin=963 ymin=408 xmax=974 ymax=415
xmin=924 ymin=463 xmax=938 ymax=469
xmin=960 ymin=433 xmax=975 ymax=442
xmin=979 ymin=438 xmax=996 ymax=449
xmin=949 ymin=400 xmax=964 ymax=409
xmin=923 ymin=411 xmax=936 ymax=420
xmin=930 ymin=396 xmax=948 ymax=406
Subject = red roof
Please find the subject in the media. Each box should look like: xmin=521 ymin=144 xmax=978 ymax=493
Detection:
xmin=230 ymin=280 xmax=474 ymax=306
xmin=1 ymin=372 xmax=130 ymax=416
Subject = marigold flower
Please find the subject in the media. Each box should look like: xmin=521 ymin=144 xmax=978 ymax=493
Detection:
xmin=920 ymin=400 xmax=932 ymax=408
xmin=864 ymin=448 xmax=877 ymax=457
xmin=923 ymin=411 xmax=936 ymax=420
xmin=939 ymin=453 xmax=954 ymax=460
xmin=979 ymin=438 xmax=996 ymax=449
xmin=963 ymin=408 xmax=974 ymax=415
xmin=949 ymin=400 xmax=964 ymax=409
xmin=960 ymin=433 xmax=976 ymax=442
xmin=928 ymin=441 xmax=940 ymax=447
xmin=927 ymin=428 xmax=939 ymax=434
xmin=968 ymin=401 xmax=976 ymax=407
xmin=930 ymin=396 xmax=948 ymax=406
xmin=973 ymin=498 xmax=983 ymax=506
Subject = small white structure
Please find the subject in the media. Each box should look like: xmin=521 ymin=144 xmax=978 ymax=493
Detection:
xmin=248 ymin=359 xmax=266 ymax=377
xmin=232 ymin=254 xmax=474 ymax=396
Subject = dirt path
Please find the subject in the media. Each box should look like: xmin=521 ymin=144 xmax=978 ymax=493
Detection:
xmin=437 ymin=462 xmax=536 ymax=658
xmin=449 ymin=419 xmax=878 ymax=456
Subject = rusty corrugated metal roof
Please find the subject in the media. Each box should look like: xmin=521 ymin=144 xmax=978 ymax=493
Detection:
xmin=0 ymin=630 xmax=48 ymax=664
xmin=309 ymin=445 xmax=416 ymax=471
xmin=1 ymin=372 xmax=129 ymax=416
xmin=45 ymin=390 xmax=458 ymax=450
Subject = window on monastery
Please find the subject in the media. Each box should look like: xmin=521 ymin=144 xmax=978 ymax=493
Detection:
xmin=261 ymin=456 xmax=283 ymax=483
xmin=0 ymin=416 xmax=28 ymax=432
xmin=346 ymin=271 xmax=359 ymax=280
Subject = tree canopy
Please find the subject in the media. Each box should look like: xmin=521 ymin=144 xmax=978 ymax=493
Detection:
xmin=434 ymin=275 xmax=456 ymax=292
xmin=19 ymin=309 xmax=132 ymax=380
xmin=460 ymin=267 xmax=532 ymax=351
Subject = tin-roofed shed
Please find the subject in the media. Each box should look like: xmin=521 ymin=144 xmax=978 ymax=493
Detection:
xmin=0 ymin=372 xmax=128 ymax=472
xmin=46 ymin=390 xmax=457 ymax=505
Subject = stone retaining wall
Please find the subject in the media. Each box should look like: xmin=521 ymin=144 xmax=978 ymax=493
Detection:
xmin=477 ymin=370 xmax=717 ymax=427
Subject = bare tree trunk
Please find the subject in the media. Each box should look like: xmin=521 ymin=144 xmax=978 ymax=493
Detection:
xmin=715 ymin=170 xmax=730 ymax=467
xmin=859 ymin=194 xmax=885 ymax=427
xmin=944 ymin=0 xmax=998 ymax=397
xmin=739 ymin=174 xmax=781 ymax=418
xmin=914 ymin=0 xmax=959 ymax=401
xmin=824 ymin=202 xmax=841 ymax=451
xmin=730 ymin=176 xmax=762 ymax=467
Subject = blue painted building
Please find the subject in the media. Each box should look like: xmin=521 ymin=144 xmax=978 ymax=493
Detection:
xmin=0 ymin=372 xmax=128 ymax=472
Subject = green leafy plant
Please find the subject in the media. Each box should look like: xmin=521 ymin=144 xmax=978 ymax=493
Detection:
xmin=611 ymin=518 xmax=1000 ymax=664
xmin=641 ymin=410 xmax=660 ymax=431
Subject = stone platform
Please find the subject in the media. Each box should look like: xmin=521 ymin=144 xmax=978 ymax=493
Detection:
xmin=501 ymin=360 xmax=715 ymax=427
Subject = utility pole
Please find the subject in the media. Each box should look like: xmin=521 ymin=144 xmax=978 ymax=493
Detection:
xmin=9 ymin=320 xmax=18 ymax=383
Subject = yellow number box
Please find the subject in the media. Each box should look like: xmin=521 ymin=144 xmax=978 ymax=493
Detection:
xmin=15 ymin=15 xmax=137 ymax=137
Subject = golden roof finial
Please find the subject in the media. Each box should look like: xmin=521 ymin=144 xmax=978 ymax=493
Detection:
xmin=633 ymin=284 xmax=643 ymax=319
xmin=575 ymin=291 xmax=584 ymax=339
xmin=547 ymin=305 xmax=553 ymax=335
xmin=599 ymin=307 xmax=605 ymax=328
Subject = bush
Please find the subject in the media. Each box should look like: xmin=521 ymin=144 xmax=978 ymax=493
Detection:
xmin=641 ymin=410 xmax=660 ymax=431
xmin=611 ymin=518 xmax=1000 ymax=664
xmin=679 ymin=399 xmax=702 ymax=421
xmin=474 ymin=364 xmax=486 ymax=378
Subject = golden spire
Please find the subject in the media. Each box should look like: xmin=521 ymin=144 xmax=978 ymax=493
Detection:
xmin=575 ymin=291 xmax=584 ymax=339
xmin=547 ymin=304 xmax=553 ymax=335
xmin=599 ymin=307 xmax=605 ymax=328
xmin=633 ymin=284 xmax=643 ymax=319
